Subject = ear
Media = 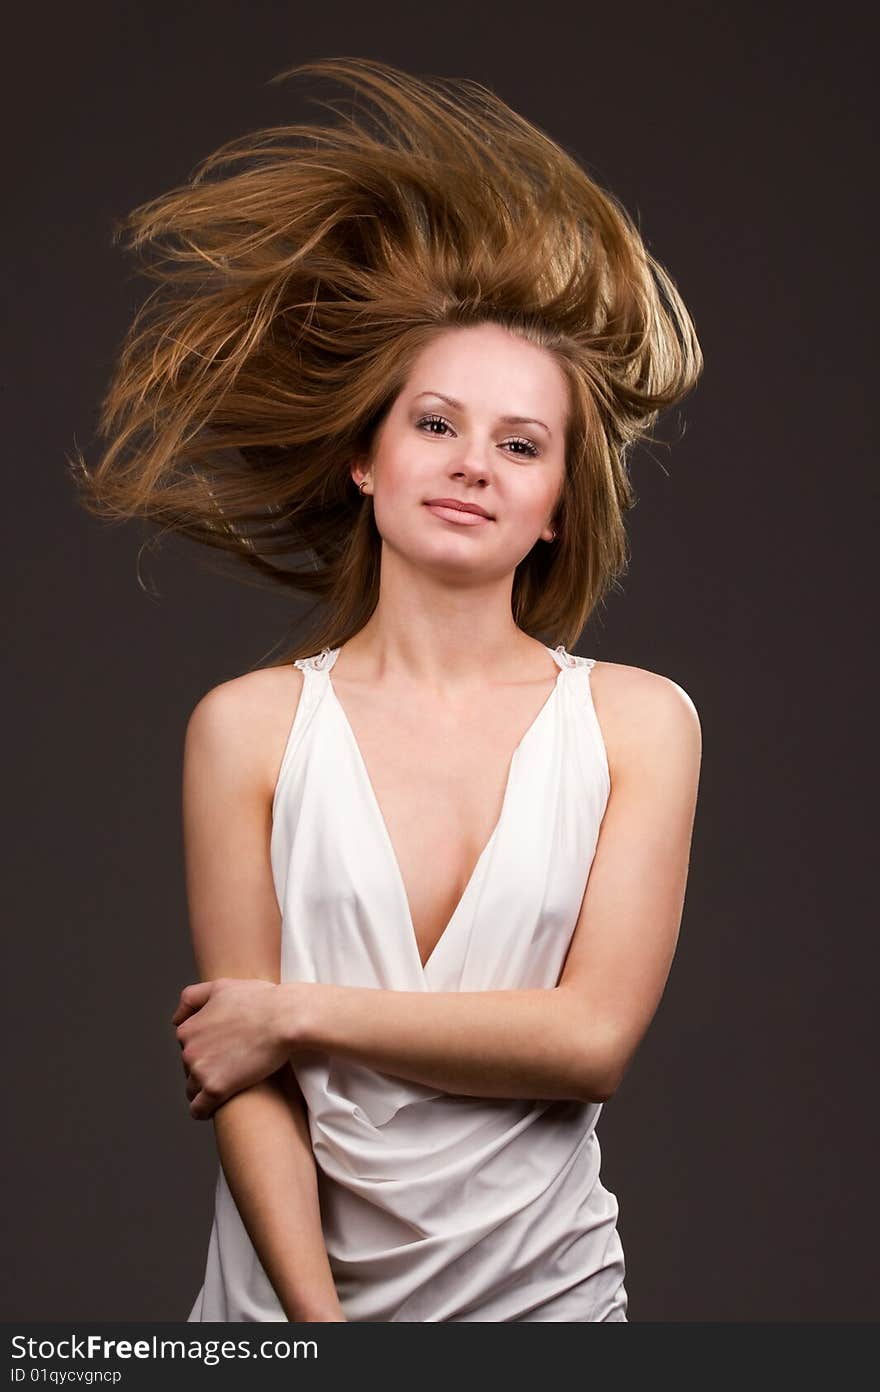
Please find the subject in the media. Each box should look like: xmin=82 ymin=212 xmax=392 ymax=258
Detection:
xmin=350 ymin=458 xmax=371 ymax=493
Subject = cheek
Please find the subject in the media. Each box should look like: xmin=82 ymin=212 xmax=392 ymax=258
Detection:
xmin=370 ymin=455 xmax=425 ymax=539
xmin=508 ymin=474 xmax=559 ymax=530
xmin=376 ymin=441 xmax=425 ymax=499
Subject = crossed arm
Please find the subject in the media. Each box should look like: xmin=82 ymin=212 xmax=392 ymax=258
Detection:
xmin=175 ymin=662 xmax=702 ymax=1122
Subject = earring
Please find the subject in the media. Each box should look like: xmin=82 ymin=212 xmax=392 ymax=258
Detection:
xmin=548 ymin=529 xmax=557 ymax=541
xmin=358 ymin=479 xmax=369 ymax=495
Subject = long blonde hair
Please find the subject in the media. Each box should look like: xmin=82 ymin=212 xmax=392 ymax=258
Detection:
xmin=69 ymin=56 xmax=703 ymax=661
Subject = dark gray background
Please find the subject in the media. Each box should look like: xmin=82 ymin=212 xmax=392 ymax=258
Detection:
xmin=5 ymin=2 xmax=876 ymax=1321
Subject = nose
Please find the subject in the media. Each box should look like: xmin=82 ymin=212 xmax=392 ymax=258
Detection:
xmin=448 ymin=440 xmax=493 ymax=486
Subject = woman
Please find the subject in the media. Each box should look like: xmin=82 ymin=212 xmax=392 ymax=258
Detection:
xmin=73 ymin=57 xmax=703 ymax=1322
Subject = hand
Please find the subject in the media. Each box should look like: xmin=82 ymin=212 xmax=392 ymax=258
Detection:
xmin=172 ymin=978 xmax=292 ymax=1119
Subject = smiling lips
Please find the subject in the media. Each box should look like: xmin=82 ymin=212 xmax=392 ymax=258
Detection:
xmin=424 ymin=498 xmax=494 ymax=526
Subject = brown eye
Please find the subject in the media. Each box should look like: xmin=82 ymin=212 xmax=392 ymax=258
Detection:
xmin=504 ymin=437 xmax=540 ymax=458
xmin=416 ymin=413 xmax=453 ymax=435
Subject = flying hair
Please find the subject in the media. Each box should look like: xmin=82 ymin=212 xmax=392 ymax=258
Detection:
xmin=69 ymin=55 xmax=704 ymax=658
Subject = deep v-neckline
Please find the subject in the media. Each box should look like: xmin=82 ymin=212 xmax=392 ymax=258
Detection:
xmin=326 ymin=645 xmax=569 ymax=977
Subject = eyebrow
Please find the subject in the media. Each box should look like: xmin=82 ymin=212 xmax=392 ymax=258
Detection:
xmin=412 ymin=390 xmax=552 ymax=437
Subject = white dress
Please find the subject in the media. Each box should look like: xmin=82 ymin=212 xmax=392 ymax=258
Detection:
xmin=188 ymin=643 xmax=628 ymax=1322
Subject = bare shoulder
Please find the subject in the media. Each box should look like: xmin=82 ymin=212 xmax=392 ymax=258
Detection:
xmin=184 ymin=661 xmax=305 ymax=802
xmin=589 ymin=659 xmax=702 ymax=783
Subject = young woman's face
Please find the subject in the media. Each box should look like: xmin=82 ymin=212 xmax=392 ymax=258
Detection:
xmin=356 ymin=323 xmax=569 ymax=581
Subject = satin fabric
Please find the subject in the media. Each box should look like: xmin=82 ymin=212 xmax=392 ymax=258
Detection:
xmin=188 ymin=644 xmax=627 ymax=1322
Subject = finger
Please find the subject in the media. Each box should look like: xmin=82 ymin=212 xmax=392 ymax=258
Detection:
xmin=191 ymin=1089 xmax=216 ymax=1121
xmin=171 ymin=982 xmax=213 ymax=1027
xmin=169 ymin=985 xmax=203 ymax=1030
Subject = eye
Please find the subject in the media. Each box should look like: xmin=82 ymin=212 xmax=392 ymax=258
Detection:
xmin=415 ymin=415 xmax=540 ymax=458
xmin=417 ymin=413 xmax=454 ymax=436
xmin=504 ymin=436 xmax=540 ymax=459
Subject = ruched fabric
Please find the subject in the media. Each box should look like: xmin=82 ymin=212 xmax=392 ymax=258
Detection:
xmin=188 ymin=644 xmax=627 ymax=1322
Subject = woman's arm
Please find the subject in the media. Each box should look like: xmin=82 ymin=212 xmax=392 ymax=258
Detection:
xmin=179 ymin=665 xmax=702 ymax=1111
xmin=283 ymin=666 xmax=702 ymax=1102
xmin=208 ymin=1073 xmax=344 ymax=1321
xmin=180 ymin=673 xmax=345 ymax=1322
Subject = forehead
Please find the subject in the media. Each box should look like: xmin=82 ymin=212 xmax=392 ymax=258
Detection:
xmin=404 ymin=326 xmax=569 ymax=421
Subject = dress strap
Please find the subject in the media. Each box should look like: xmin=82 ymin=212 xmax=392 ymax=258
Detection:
xmin=294 ymin=646 xmax=341 ymax=674
xmin=551 ymin=643 xmax=596 ymax=671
